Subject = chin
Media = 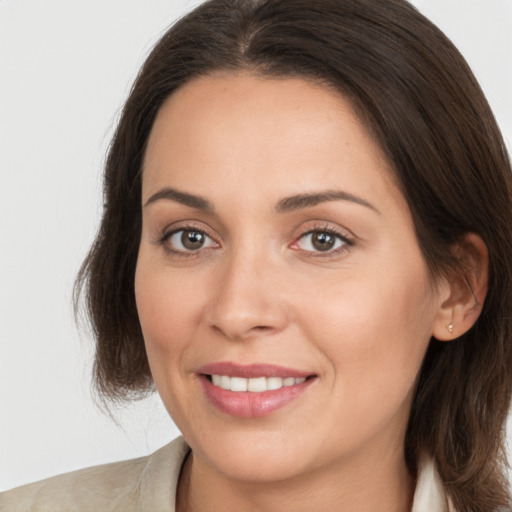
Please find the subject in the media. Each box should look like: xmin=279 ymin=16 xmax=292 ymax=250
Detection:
xmin=185 ymin=426 xmax=329 ymax=483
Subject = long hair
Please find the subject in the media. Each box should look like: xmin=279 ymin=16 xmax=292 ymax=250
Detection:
xmin=75 ymin=1 xmax=512 ymax=509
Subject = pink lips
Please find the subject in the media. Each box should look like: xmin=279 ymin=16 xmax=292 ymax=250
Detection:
xmin=197 ymin=362 xmax=315 ymax=418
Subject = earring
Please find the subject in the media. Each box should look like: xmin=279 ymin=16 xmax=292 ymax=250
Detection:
xmin=448 ymin=323 xmax=454 ymax=333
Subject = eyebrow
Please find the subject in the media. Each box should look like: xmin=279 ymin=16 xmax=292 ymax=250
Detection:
xmin=144 ymin=187 xmax=213 ymax=211
xmin=144 ymin=186 xmax=378 ymax=214
xmin=275 ymin=190 xmax=379 ymax=214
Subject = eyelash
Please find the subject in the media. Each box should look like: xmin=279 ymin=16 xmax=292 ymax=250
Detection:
xmin=157 ymin=224 xmax=355 ymax=258
xmin=291 ymin=225 xmax=355 ymax=257
xmin=157 ymin=225 xmax=218 ymax=257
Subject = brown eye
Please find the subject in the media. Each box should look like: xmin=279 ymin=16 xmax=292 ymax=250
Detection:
xmin=165 ymin=228 xmax=217 ymax=253
xmin=311 ymin=232 xmax=336 ymax=251
xmin=294 ymin=229 xmax=350 ymax=254
xmin=181 ymin=230 xmax=205 ymax=250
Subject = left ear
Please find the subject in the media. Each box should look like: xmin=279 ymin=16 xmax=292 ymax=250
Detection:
xmin=432 ymin=233 xmax=488 ymax=341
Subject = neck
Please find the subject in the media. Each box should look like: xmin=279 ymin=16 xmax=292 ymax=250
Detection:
xmin=176 ymin=441 xmax=415 ymax=512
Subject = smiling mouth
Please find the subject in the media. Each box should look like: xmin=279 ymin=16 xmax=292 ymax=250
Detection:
xmin=198 ymin=364 xmax=316 ymax=417
xmin=206 ymin=375 xmax=309 ymax=392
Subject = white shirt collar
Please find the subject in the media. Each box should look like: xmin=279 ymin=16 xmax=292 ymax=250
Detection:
xmin=412 ymin=456 xmax=452 ymax=512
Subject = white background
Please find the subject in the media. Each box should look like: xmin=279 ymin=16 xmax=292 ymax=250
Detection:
xmin=1 ymin=0 xmax=511 ymax=492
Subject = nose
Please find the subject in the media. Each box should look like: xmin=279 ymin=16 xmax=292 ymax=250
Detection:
xmin=206 ymin=249 xmax=289 ymax=341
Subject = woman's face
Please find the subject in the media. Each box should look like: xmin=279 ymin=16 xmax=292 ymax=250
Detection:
xmin=136 ymin=74 xmax=446 ymax=482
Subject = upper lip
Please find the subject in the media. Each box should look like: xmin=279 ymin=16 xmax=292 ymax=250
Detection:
xmin=197 ymin=362 xmax=314 ymax=379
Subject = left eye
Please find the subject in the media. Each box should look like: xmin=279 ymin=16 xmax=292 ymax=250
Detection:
xmin=295 ymin=230 xmax=347 ymax=253
xmin=166 ymin=229 xmax=217 ymax=252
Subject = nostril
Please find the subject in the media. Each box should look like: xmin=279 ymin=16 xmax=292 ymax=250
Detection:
xmin=207 ymin=297 xmax=289 ymax=341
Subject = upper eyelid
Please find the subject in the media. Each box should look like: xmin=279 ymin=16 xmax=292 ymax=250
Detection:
xmin=300 ymin=227 xmax=352 ymax=239
xmin=158 ymin=222 xmax=215 ymax=240
xmin=293 ymin=222 xmax=355 ymax=242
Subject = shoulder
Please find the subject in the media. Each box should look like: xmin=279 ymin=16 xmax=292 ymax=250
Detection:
xmin=0 ymin=457 xmax=148 ymax=512
xmin=0 ymin=436 xmax=189 ymax=512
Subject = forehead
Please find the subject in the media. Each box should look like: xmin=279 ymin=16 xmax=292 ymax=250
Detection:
xmin=142 ymin=73 xmax=406 ymax=215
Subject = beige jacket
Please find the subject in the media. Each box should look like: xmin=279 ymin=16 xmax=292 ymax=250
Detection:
xmin=0 ymin=436 xmax=451 ymax=511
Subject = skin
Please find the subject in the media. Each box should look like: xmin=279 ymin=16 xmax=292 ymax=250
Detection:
xmin=135 ymin=74 xmax=479 ymax=512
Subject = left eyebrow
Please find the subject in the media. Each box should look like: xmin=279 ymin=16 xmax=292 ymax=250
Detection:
xmin=275 ymin=190 xmax=379 ymax=214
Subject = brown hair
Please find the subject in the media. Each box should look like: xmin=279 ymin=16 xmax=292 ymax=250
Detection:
xmin=76 ymin=0 xmax=512 ymax=509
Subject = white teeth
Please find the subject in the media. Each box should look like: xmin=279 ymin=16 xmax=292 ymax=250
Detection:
xmin=230 ymin=377 xmax=248 ymax=392
xmin=220 ymin=375 xmax=230 ymax=390
xmin=209 ymin=375 xmax=307 ymax=392
xmin=267 ymin=377 xmax=283 ymax=390
xmin=247 ymin=377 xmax=267 ymax=392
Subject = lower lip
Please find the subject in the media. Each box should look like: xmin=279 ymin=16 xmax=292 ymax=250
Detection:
xmin=199 ymin=376 xmax=315 ymax=418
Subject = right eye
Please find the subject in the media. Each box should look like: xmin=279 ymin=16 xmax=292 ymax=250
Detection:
xmin=162 ymin=228 xmax=218 ymax=254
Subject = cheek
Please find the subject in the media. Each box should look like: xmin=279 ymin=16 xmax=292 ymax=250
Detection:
xmin=302 ymin=263 xmax=434 ymax=348
xmin=135 ymin=257 xmax=204 ymax=355
xmin=300 ymin=263 xmax=437 ymax=424
xmin=135 ymin=263 xmax=192 ymax=401
xmin=134 ymin=256 xmax=203 ymax=423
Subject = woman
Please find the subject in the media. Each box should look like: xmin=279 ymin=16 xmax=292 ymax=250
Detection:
xmin=2 ymin=0 xmax=511 ymax=510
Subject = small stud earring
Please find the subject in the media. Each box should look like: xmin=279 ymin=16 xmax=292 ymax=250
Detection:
xmin=448 ymin=323 xmax=454 ymax=333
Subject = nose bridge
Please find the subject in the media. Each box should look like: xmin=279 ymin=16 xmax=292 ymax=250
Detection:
xmin=207 ymin=239 xmax=288 ymax=340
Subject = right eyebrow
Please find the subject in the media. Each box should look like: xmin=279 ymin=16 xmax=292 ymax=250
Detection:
xmin=275 ymin=190 xmax=379 ymax=214
xmin=144 ymin=187 xmax=213 ymax=211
